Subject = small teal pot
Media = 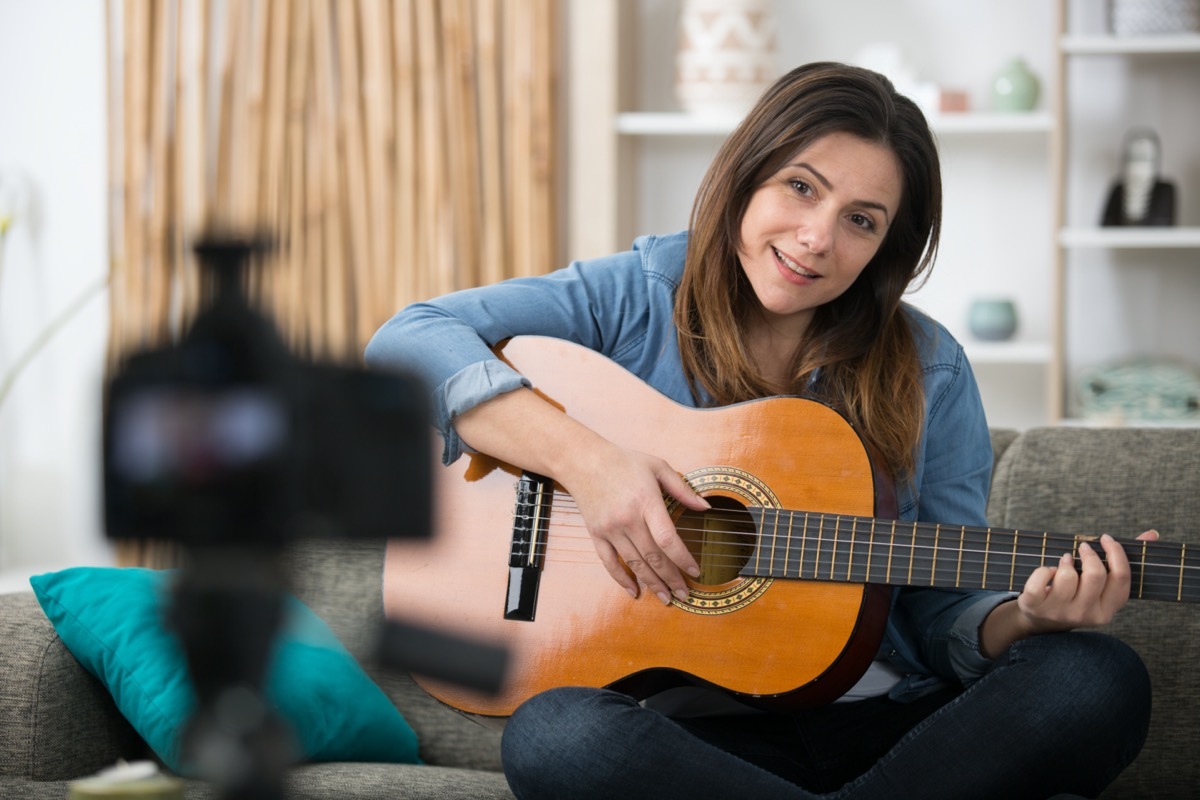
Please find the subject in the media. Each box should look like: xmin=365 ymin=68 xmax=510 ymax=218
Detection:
xmin=968 ymin=298 xmax=1018 ymax=341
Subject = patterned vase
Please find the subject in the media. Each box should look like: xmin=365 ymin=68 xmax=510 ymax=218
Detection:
xmin=675 ymin=0 xmax=777 ymax=116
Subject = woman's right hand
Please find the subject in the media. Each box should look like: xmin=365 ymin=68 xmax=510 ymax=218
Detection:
xmin=557 ymin=440 xmax=709 ymax=605
xmin=455 ymin=386 xmax=708 ymax=605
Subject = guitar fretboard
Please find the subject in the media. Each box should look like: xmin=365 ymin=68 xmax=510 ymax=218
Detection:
xmin=745 ymin=508 xmax=1199 ymax=604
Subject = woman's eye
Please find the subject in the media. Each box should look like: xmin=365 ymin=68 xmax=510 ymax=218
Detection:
xmin=789 ymin=179 xmax=812 ymax=196
xmin=849 ymin=213 xmax=876 ymax=232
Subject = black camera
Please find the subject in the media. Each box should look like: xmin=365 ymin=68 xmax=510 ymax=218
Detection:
xmin=103 ymin=236 xmax=431 ymax=546
xmin=100 ymin=235 xmax=444 ymax=799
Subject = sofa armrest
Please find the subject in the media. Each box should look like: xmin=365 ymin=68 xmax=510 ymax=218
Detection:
xmin=0 ymin=591 xmax=148 ymax=781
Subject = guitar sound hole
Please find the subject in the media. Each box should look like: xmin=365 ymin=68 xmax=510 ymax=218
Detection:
xmin=676 ymin=497 xmax=755 ymax=586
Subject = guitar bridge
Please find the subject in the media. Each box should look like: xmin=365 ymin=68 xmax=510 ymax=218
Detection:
xmin=505 ymin=472 xmax=552 ymax=621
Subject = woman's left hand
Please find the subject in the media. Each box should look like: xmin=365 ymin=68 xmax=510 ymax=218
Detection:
xmin=1015 ymin=529 xmax=1159 ymax=633
xmin=979 ymin=529 xmax=1158 ymax=658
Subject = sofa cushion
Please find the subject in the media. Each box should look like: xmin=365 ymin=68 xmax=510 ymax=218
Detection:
xmin=29 ymin=567 xmax=419 ymax=774
xmin=0 ymin=592 xmax=148 ymax=781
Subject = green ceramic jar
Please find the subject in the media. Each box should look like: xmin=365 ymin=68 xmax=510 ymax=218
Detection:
xmin=991 ymin=58 xmax=1040 ymax=112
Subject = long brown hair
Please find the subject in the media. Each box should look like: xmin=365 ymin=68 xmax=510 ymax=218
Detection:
xmin=674 ymin=62 xmax=942 ymax=481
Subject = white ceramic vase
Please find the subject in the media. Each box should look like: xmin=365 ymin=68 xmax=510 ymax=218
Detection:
xmin=675 ymin=0 xmax=777 ymax=116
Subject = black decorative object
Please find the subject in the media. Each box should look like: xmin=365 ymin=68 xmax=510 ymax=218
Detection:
xmin=1101 ymin=127 xmax=1177 ymax=226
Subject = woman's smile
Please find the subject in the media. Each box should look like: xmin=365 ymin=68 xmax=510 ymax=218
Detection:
xmin=771 ymin=245 xmax=822 ymax=283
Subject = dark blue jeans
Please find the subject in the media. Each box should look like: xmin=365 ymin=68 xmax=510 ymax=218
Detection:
xmin=501 ymin=632 xmax=1150 ymax=800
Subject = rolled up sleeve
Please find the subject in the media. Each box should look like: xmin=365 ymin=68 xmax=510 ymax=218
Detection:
xmin=433 ymin=360 xmax=530 ymax=464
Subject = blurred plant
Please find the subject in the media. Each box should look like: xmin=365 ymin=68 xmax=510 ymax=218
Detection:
xmin=0 ymin=170 xmax=107 ymax=410
xmin=0 ymin=168 xmax=27 ymax=290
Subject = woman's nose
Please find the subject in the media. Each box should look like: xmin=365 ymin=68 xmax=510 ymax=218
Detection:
xmin=797 ymin=211 xmax=833 ymax=256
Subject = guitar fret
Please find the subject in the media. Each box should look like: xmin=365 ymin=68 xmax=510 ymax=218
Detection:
xmin=758 ymin=509 xmax=773 ymax=575
xmin=905 ymin=520 xmax=915 ymax=586
xmin=768 ymin=508 xmax=778 ymax=576
xmin=1180 ymin=543 xmax=1188 ymax=603
xmin=833 ymin=514 xmax=844 ymax=581
xmin=868 ymin=515 xmax=878 ymax=585
xmin=758 ymin=508 xmax=771 ymax=576
xmin=956 ymin=526 xmax=985 ymax=590
xmin=776 ymin=509 xmax=789 ymax=578
xmin=799 ymin=513 xmax=810 ymax=581
xmin=886 ymin=520 xmax=896 ymax=585
xmin=930 ymin=524 xmax=940 ymax=587
xmin=955 ymin=526 xmax=965 ymax=589
xmin=841 ymin=517 xmax=851 ymax=581
xmin=849 ymin=520 xmax=868 ymax=582
xmin=822 ymin=514 xmax=832 ymax=580
xmin=1009 ymin=530 xmax=1019 ymax=592
xmin=931 ymin=524 xmax=961 ymax=589
xmin=829 ymin=515 xmax=839 ymax=581
xmin=783 ymin=509 xmax=794 ymax=580
xmin=982 ymin=528 xmax=992 ymax=590
xmin=848 ymin=517 xmax=858 ymax=582
xmin=755 ymin=509 xmax=767 ymax=575
xmin=809 ymin=514 xmax=820 ymax=579
xmin=925 ymin=522 xmax=938 ymax=586
xmin=841 ymin=516 xmax=852 ymax=582
xmin=1137 ymin=538 xmax=1147 ymax=600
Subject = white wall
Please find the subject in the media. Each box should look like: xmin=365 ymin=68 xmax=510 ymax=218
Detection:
xmin=0 ymin=0 xmax=113 ymax=591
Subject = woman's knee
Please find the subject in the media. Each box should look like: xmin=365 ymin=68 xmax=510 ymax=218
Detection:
xmin=1018 ymin=632 xmax=1151 ymax=741
xmin=501 ymin=687 xmax=637 ymax=794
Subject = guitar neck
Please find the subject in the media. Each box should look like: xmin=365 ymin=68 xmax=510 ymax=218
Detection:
xmin=745 ymin=508 xmax=1200 ymax=604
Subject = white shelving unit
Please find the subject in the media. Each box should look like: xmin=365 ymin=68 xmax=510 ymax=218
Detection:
xmin=966 ymin=341 xmax=1055 ymax=365
xmin=615 ymin=111 xmax=1055 ymax=137
xmin=1058 ymin=227 xmax=1200 ymax=248
xmin=1061 ymin=32 xmax=1200 ymax=54
xmin=1050 ymin=0 xmax=1200 ymax=423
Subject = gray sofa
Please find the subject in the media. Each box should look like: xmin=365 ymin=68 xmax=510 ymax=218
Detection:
xmin=2 ymin=426 xmax=1198 ymax=799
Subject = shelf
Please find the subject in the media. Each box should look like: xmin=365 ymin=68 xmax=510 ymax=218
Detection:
xmin=1058 ymin=227 xmax=1200 ymax=248
xmin=615 ymin=111 xmax=1053 ymax=137
xmin=1061 ymin=33 xmax=1200 ymax=55
xmin=615 ymin=112 xmax=742 ymax=136
xmin=928 ymin=111 xmax=1054 ymax=134
xmin=964 ymin=341 xmax=1053 ymax=366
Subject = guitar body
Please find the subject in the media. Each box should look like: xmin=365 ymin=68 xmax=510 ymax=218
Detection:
xmin=383 ymin=336 xmax=894 ymax=718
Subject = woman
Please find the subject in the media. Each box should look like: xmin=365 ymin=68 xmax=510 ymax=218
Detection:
xmin=365 ymin=62 xmax=1152 ymax=799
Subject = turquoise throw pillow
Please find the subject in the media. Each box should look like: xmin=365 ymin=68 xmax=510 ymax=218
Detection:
xmin=30 ymin=566 xmax=419 ymax=772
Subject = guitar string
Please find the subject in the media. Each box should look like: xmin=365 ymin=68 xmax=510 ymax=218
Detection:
xmin=520 ymin=492 xmax=1194 ymax=565
xmin=506 ymin=497 xmax=1198 ymax=593
xmin=510 ymin=527 xmax=1200 ymax=596
xmin=517 ymin=522 xmax=1200 ymax=577
xmin=521 ymin=520 xmax=1200 ymax=577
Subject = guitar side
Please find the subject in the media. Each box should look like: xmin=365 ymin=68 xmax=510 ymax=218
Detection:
xmin=383 ymin=337 xmax=892 ymax=717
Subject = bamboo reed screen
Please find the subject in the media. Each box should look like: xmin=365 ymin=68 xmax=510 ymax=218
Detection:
xmin=105 ymin=0 xmax=557 ymax=566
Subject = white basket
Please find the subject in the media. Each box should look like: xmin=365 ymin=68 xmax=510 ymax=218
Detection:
xmin=1110 ymin=0 xmax=1200 ymax=35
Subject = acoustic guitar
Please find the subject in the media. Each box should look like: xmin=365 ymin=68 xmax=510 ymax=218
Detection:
xmin=382 ymin=336 xmax=1198 ymax=718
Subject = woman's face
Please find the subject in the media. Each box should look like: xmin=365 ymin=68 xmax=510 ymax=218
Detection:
xmin=737 ymin=131 xmax=902 ymax=339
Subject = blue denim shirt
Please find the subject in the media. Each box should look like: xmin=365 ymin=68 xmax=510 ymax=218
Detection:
xmin=365 ymin=231 xmax=1010 ymax=701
